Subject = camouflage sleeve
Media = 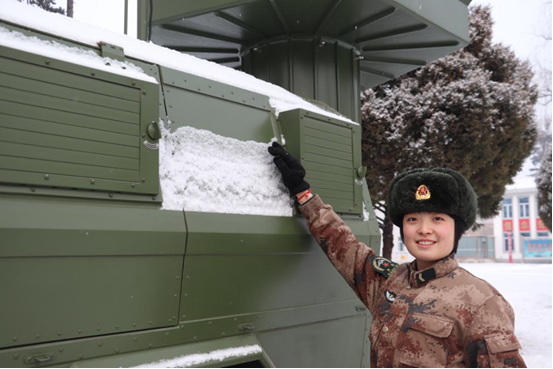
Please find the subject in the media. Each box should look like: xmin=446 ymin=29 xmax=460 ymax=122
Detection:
xmin=299 ymin=195 xmax=384 ymax=310
xmin=463 ymin=295 xmax=526 ymax=368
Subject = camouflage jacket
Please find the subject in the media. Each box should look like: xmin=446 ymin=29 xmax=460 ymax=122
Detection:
xmin=300 ymin=196 xmax=526 ymax=368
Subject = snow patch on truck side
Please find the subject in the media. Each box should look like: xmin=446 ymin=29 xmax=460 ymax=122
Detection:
xmin=0 ymin=26 xmax=157 ymax=84
xmin=159 ymin=122 xmax=293 ymax=217
xmin=134 ymin=344 xmax=263 ymax=368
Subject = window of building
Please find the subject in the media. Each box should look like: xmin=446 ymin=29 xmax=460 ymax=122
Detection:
xmin=538 ymin=232 xmax=550 ymax=238
xmin=520 ymin=232 xmax=530 ymax=238
xmin=503 ymin=198 xmax=512 ymax=219
xmin=519 ymin=197 xmax=529 ymax=218
xmin=503 ymin=232 xmax=514 ymax=251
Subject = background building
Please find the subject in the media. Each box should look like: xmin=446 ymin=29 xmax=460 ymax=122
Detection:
xmin=493 ymin=178 xmax=552 ymax=263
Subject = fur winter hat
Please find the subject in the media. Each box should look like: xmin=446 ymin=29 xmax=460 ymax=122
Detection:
xmin=388 ymin=168 xmax=477 ymax=228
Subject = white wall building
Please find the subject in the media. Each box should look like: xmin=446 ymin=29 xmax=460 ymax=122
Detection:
xmin=493 ymin=178 xmax=552 ymax=263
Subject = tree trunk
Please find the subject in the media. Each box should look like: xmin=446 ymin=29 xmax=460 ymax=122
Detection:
xmin=381 ymin=213 xmax=395 ymax=259
xmin=67 ymin=0 xmax=73 ymax=17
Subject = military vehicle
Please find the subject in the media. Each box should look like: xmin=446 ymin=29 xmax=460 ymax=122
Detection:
xmin=0 ymin=0 xmax=471 ymax=366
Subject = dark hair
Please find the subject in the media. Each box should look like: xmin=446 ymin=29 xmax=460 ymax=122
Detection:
xmin=399 ymin=215 xmax=467 ymax=255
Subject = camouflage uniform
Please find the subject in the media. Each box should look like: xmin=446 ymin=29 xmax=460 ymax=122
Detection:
xmin=300 ymin=195 xmax=526 ymax=368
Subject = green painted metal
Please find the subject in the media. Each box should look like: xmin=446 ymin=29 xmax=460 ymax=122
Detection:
xmin=257 ymin=315 xmax=370 ymax=367
xmin=279 ymin=108 xmax=364 ymax=215
xmin=242 ymin=38 xmax=361 ymax=122
xmin=0 ymin=0 xmax=468 ymax=363
xmin=0 ymin=44 xmax=160 ymax=196
xmin=99 ymin=42 xmax=125 ymax=62
xmin=0 ymin=21 xmax=377 ymax=367
xmin=68 ymin=335 xmax=271 ymax=368
xmin=160 ymin=66 xmax=273 ymax=142
xmin=138 ymin=0 xmax=470 ymax=121
xmin=0 ymin=300 xmax=364 ymax=367
xmin=0 ymin=197 xmax=186 ymax=350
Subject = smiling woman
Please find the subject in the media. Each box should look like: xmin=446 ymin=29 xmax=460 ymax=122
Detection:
xmin=402 ymin=212 xmax=456 ymax=270
xmin=269 ymin=148 xmax=528 ymax=368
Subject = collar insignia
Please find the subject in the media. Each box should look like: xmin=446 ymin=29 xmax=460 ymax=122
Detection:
xmin=416 ymin=268 xmax=437 ymax=286
xmin=415 ymin=184 xmax=431 ymax=200
xmin=385 ymin=290 xmax=397 ymax=303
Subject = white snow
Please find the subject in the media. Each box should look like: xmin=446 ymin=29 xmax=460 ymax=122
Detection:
xmin=0 ymin=0 xmax=356 ymax=123
xmin=362 ymin=202 xmax=371 ymax=221
xmin=460 ymin=263 xmax=552 ymax=368
xmin=134 ymin=344 xmax=262 ymax=368
xmin=159 ymin=122 xmax=293 ymax=216
xmin=0 ymin=26 xmax=156 ymax=84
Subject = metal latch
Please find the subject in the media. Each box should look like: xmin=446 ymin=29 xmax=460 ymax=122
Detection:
xmin=238 ymin=323 xmax=256 ymax=332
xmin=25 ymin=353 xmax=54 ymax=364
xmin=147 ymin=121 xmax=161 ymax=140
xmin=98 ymin=41 xmax=125 ymax=62
xmin=356 ymin=166 xmax=367 ymax=179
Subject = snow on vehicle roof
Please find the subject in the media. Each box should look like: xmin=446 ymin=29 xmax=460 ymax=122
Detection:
xmin=0 ymin=0 xmax=355 ymax=123
xmin=0 ymin=25 xmax=157 ymax=84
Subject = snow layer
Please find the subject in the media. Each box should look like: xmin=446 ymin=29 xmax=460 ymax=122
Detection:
xmin=159 ymin=122 xmax=293 ymax=216
xmin=460 ymin=263 xmax=552 ymax=368
xmin=0 ymin=26 xmax=156 ymax=84
xmin=0 ymin=0 xmax=354 ymax=123
xmin=134 ymin=344 xmax=262 ymax=368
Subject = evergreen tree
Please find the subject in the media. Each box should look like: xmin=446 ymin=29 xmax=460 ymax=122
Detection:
xmin=536 ymin=144 xmax=552 ymax=231
xmin=17 ymin=0 xmax=65 ymax=15
xmin=531 ymin=127 xmax=552 ymax=168
xmin=361 ymin=5 xmax=538 ymax=259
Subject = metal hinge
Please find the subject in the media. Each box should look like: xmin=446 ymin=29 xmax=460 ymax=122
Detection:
xmin=99 ymin=41 xmax=125 ymax=62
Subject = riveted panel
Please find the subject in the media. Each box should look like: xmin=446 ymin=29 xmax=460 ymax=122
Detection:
xmin=279 ymin=109 xmax=363 ymax=215
xmin=0 ymin=45 xmax=159 ymax=195
xmin=160 ymin=66 xmax=273 ymax=142
xmin=0 ymin=198 xmax=186 ymax=349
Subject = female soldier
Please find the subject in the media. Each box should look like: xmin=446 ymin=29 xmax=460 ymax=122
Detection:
xmin=269 ymin=142 xmax=526 ymax=368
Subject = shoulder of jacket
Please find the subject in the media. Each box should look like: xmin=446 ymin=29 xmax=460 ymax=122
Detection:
xmin=456 ymin=267 xmax=505 ymax=302
xmin=369 ymin=256 xmax=399 ymax=279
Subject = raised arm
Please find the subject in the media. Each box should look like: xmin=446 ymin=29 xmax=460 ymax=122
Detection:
xmin=268 ymin=142 xmax=391 ymax=310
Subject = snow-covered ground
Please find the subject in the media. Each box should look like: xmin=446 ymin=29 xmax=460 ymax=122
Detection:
xmin=460 ymin=263 xmax=552 ymax=368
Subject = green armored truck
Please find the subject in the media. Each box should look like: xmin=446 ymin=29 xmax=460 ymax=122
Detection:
xmin=0 ymin=0 xmax=470 ymax=367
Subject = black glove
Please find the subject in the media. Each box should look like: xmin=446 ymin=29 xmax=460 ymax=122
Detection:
xmin=268 ymin=142 xmax=310 ymax=196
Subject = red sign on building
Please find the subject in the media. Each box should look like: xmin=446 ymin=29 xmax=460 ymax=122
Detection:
xmin=537 ymin=218 xmax=548 ymax=231
xmin=503 ymin=220 xmax=513 ymax=232
xmin=519 ymin=219 xmax=530 ymax=232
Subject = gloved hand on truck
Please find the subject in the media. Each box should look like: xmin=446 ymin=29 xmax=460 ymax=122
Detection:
xmin=268 ymin=142 xmax=311 ymax=201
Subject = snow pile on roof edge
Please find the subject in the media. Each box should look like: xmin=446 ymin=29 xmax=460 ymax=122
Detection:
xmin=0 ymin=25 xmax=157 ymax=84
